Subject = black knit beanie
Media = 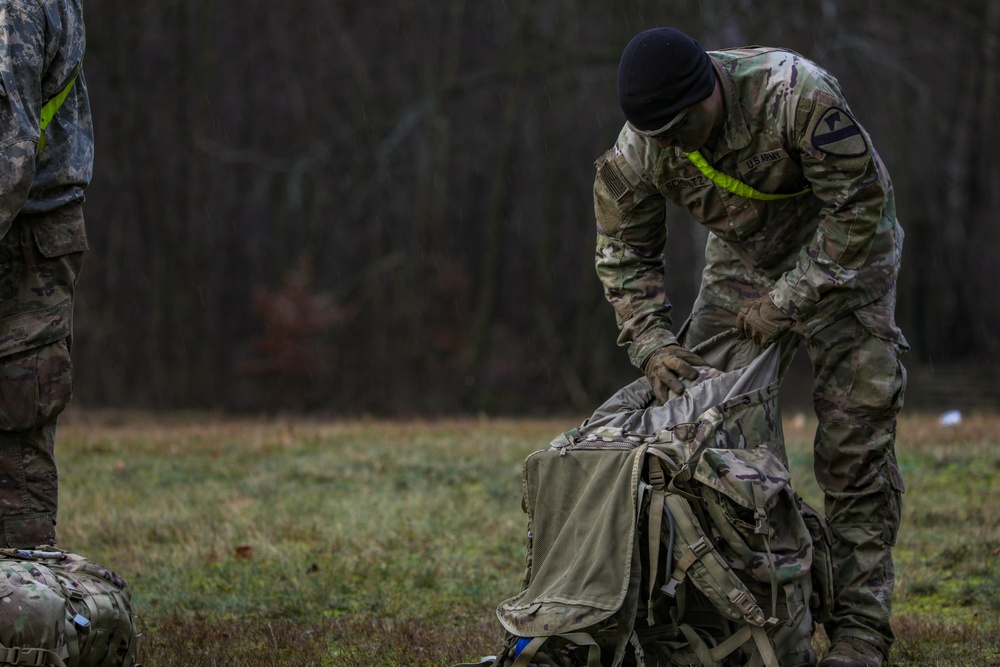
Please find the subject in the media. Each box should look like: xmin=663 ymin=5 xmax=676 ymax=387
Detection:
xmin=617 ymin=28 xmax=716 ymax=132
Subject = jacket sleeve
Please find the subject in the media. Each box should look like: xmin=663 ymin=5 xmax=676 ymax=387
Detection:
xmin=769 ymin=78 xmax=887 ymax=322
xmin=0 ymin=1 xmax=45 ymax=239
xmin=593 ymin=136 xmax=676 ymax=370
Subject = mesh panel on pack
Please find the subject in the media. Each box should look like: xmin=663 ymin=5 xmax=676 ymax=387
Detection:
xmin=498 ymin=446 xmax=644 ymax=637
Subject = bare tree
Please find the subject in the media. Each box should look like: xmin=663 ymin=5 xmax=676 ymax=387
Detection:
xmin=73 ymin=0 xmax=1000 ymax=414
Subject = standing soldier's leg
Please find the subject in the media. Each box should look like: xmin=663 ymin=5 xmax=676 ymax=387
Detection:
xmin=808 ymin=294 xmax=907 ymax=666
xmin=0 ymin=423 xmax=59 ymax=546
xmin=0 ymin=208 xmax=86 ymax=547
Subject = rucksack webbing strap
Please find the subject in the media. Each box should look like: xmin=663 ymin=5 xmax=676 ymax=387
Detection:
xmin=627 ymin=631 xmax=647 ymax=667
xmin=510 ymin=632 xmax=600 ymax=667
xmin=646 ymin=447 xmax=700 ymax=503
xmin=664 ymin=535 xmax=712 ymax=592
xmin=678 ymin=623 xmax=717 ymax=666
xmin=680 ymin=623 xmax=779 ymax=667
xmin=748 ymin=625 xmax=781 ymax=667
xmin=645 ymin=456 xmax=667 ymax=625
xmin=675 ymin=619 xmax=781 ymax=667
xmin=762 ymin=583 xmax=810 ymax=659
xmin=660 ymin=493 xmax=767 ymax=626
xmin=510 ymin=636 xmax=546 ymax=667
xmin=0 ymin=645 xmax=68 ymax=667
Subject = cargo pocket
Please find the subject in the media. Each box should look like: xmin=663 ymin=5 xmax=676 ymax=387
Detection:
xmin=0 ymin=337 xmax=73 ymax=431
xmin=0 ymin=296 xmax=75 ymax=431
xmin=878 ymin=457 xmax=905 ymax=546
xmin=0 ymin=206 xmax=85 ymax=432
xmin=30 ymin=203 xmax=88 ymax=258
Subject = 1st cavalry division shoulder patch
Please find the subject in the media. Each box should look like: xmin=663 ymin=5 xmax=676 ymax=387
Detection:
xmin=811 ymin=107 xmax=867 ymax=157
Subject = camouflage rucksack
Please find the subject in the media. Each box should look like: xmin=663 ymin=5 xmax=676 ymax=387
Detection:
xmin=455 ymin=332 xmax=834 ymax=667
xmin=0 ymin=548 xmax=139 ymax=667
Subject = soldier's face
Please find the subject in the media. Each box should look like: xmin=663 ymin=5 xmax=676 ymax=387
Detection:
xmin=655 ymin=81 xmax=724 ymax=153
xmin=655 ymin=103 xmax=715 ymax=152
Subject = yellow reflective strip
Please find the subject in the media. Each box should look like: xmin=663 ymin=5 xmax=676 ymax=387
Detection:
xmin=40 ymin=76 xmax=76 ymax=130
xmin=38 ymin=76 xmax=77 ymax=150
xmin=685 ymin=150 xmax=810 ymax=201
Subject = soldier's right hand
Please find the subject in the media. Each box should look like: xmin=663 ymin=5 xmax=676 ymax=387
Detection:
xmin=643 ymin=344 xmax=709 ymax=402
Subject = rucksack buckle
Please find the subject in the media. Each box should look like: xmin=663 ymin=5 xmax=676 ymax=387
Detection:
xmin=728 ymin=589 xmax=764 ymax=624
xmin=754 ymin=512 xmax=769 ymax=535
xmin=0 ymin=647 xmax=50 ymax=666
xmin=661 ymin=538 xmax=711 ymax=598
xmin=689 ymin=537 xmax=711 ymax=558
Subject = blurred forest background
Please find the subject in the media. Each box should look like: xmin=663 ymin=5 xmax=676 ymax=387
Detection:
xmin=73 ymin=0 xmax=1000 ymax=416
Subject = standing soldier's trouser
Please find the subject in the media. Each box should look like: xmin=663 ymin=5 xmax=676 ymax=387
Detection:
xmin=0 ymin=204 xmax=87 ymax=548
xmin=680 ymin=291 xmax=906 ymax=658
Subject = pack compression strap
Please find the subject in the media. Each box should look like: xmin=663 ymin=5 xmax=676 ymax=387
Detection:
xmin=0 ymin=645 xmax=68 ymax=667
xmin=685 ymin=151 xmax=810 ymax=201
xmin=38 ymin=76 xmax=77 ymax=151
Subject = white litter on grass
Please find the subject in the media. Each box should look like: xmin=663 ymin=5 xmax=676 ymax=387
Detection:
xmin=939 ymin=410 xmax=962 ymax=426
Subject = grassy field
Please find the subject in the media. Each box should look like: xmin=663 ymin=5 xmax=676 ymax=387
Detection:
xmin=53 ymin=408 xmax=1000 ymax=666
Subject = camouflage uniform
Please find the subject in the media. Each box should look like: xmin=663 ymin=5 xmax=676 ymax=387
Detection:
xmin=593 ymin=48 xmax=906 ymax=657
xmin=0 ymin=0 xmax=93 ymax=547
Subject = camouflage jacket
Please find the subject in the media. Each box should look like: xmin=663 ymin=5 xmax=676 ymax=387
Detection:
xmin=0 ymin=0 xmax=92 ymax=240
xmin=594 ymin=48 xmax=903 ymax=369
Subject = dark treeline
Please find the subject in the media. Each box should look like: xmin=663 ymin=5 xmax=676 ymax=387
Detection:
xmin=73 ymin=1 xmax=1000 ymax=415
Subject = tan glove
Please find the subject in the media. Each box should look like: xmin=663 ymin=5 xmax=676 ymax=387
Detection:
xmin=736 ymin=296 xmax=795 ymax=348
xmin=643 ymin=344 xmax=709 ymax=402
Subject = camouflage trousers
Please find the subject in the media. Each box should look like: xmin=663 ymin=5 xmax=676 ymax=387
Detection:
xmin=679 ymin=289 xmax=907 ymax=658
xmin=0 ymin=203 xmax=87 ymax=548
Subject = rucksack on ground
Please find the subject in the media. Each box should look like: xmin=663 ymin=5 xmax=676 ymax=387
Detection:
xmin=455 ymin=331 xmax=834 ymax=667
xmin=0 ymin=547 xmax=139 ymax=667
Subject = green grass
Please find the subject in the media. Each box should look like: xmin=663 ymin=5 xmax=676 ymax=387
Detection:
xmin=53 ymin=409 xmax=1000 ymax=666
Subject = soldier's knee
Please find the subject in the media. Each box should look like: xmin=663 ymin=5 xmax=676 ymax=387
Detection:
xmin=810 ymin=301 xmax=908 ymax=420
xmin=844 ymin=353 xmax=906 ymax=418
xmin=848 ymin=309 xmax=908 ymax=418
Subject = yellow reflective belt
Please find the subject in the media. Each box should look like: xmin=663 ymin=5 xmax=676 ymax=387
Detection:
xmin=38 ymin=76 xmax=77 ymax=151
xmin=685 ymin=150 xmax=810 ymax=201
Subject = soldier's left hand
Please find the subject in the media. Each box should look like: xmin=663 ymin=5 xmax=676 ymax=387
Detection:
xmin=736 ymin=296 xmax=795 ymax=348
